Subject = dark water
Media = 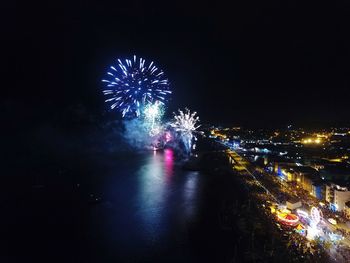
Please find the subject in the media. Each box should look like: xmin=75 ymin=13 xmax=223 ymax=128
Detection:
xmin=3 ymin=148 xmax=239 ymax=263
xmin=86 ymin=149 xmax=202 ymax=262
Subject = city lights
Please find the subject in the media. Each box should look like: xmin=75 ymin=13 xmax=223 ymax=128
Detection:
xmin=216 ymin=125 xmax=350 ymax=260
xmin=302 ymin=137 xmax=323 ymax=144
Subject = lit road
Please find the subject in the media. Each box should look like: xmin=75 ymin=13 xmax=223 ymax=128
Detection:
xmin=227 ymin=149 xmax=278 ymax=202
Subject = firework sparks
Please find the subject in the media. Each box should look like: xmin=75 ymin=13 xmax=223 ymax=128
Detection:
xmin=143 ymin=101 xmax=164 ymax=136
xmin=102 ymin=55 xmax=171 ymax=117
xmin=171 ymin=108 xmax=200 ymax=134
xmin=171 ymin=108 xmax=200 ymax=153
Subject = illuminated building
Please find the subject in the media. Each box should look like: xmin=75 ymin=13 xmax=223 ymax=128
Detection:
xmin=311 ymin=182 xmax=324 ymax=200
xmin=344 ymin=201 xmax=350 ymax=219
xmin=325 ymin=183 xmax=350 ymax=212
xmin=274 ymin=162 xmax=325 ymax=199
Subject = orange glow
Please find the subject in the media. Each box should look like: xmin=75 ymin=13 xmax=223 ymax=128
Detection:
xmin=302 ymin=137 xmax=323 ymax=145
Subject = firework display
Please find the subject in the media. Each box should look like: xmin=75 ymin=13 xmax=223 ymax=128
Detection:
xmin=102 ymin=56 xmax=200 ymax=155
xmin=143 ymin=101 xmax=164 ymax=136
xmin=171 ymin=109 xmax=200 ymax=134
xmin=171 ymin=109 xmax=201 ymax=153
xmin=102 ymin=55 xmax=171 ymax=117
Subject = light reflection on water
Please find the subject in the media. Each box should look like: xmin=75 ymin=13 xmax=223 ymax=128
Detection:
xmin=182 ymin=171 xmax=199 ymax=219
xmin=92 ymin=148 xmax=202 ymax=260
xmin=84 ymin=149 xmax=207 ymax=262
xmin=138 ymin=150 xmax=167 ymax=237
xmin=164 ymin=148 xmax=174 ymax=183
xmin=137 ymin=148 xmax=199 ymax=242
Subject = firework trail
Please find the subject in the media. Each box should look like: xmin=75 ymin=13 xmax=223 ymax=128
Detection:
xmin=102 ymin=55 xmax=171 ymax=117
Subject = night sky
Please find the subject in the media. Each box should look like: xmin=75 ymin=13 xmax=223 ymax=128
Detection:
xmin=5 ymin=1 xmax=350 ymax=128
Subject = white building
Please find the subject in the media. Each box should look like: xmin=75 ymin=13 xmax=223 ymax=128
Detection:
xmin=326 ymin=183 xmax=350 ymax=212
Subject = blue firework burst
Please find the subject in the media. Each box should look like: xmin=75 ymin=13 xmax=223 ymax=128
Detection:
xmin=102 ymin=55 xmax=171 ymax=117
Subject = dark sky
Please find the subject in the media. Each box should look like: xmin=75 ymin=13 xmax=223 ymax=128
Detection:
xmin=5 ymin=1 xmax=350 ymax=128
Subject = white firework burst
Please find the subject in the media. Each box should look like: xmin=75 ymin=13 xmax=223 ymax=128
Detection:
xmin=171 ymin=108 xmax=200 ymax=152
